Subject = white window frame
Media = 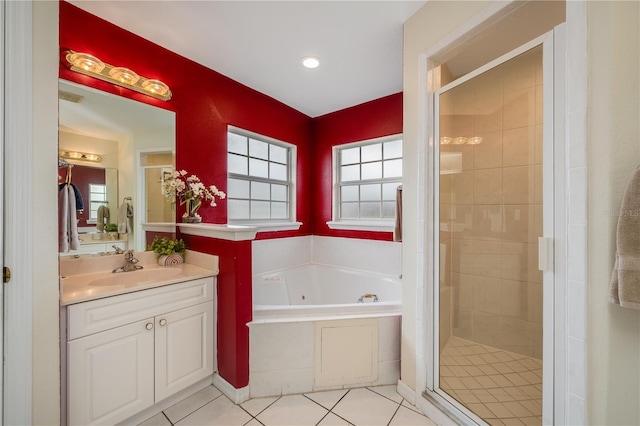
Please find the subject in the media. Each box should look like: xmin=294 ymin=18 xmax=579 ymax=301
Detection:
xmin=87 ymin=183 xmax=107 ymax=224
xmin=327 ymin=134 xmax=402 ymax=232
xmin=227 ymin=126 xmax=301 ymax=232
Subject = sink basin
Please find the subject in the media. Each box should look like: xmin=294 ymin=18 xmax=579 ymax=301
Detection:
xmin=88 ymin=267 xmax=183 ymax=287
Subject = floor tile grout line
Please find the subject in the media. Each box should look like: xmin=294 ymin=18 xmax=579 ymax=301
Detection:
xmin=366 ymin=386 xmax=405 ymax=406
xmin=243 ymin=394 xmax=282 ymax=419
xmin=385 ymin=401 xmax=403 ymax=426
xmin=163 ymin=391 xmax=224 ymax=425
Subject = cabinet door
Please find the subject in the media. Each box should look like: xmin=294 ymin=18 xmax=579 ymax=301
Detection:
xmin=68 ymin=319 xmax=155 ymax=425
xmin=155 ymin=302 xmax=214 ymax=401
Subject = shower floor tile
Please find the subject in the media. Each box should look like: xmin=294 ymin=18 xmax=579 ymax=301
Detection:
xmin=440 ymin=337 xmax=542 ymax=425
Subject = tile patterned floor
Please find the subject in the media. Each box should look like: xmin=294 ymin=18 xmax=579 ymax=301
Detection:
xmin=139 ymin=384 xmax=437 ymax=426
xmin=439 ymin=337 xmax=543 ymax=425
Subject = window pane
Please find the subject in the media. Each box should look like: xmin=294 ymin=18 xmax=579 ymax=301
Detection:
xmin=382 ymin=201 xmax=395 ymax=218
xmin=272 ymin=184 xmax=288 ymax=201
xmin=341 ymin=165 xmax=360 ymax=182
xmin=341 ymin=147 xmax=360 ymax=165
xmin=228 ymin=199 xmax=250 ymax=219
xmin=227 ymin=178 xmax=250 ymax=199
xmin=341 ymin=202 xmax=359 ymax=218
xmin=251 ymin=181 xmax=270 ymax=200
xmin=383 ymin=159 xmax=402 ymax=178
xmin=228 ymin=133 xmax=248 ymax=155
xmin=361 ymin=162 xmax=382 ymax=180
xmin=249 ymin=139 xmax=269 ymax=160
xmin=341 ymin=185 xmax=359 ymax=202
xmin=270 ymin=162 xmax=287 ymax=181
xmin=249 ymin=158 xmax=269 ymax=178
xmin=362 ymin=143 xmax=382 ymax=162
xmin=228 ymin=153 xmax=248 ymax=175
xmin=383 ymin=183 xmax=399 ymax=201
xmin=361 ymin=202 xmax=381 ymax=218
xmin=384 ymin=139 xmax=403 ymax=159
xmin=271 ymin=202 xmax=288 ymax=219
xmin=270 ymin=144 xmax=288 ymax=164
xmin=360 ymin=184 xmax=380 ymax=201
xmin=251 ymin=201 xmax=270 ymax=219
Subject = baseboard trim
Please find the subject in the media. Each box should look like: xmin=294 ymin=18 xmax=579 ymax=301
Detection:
xmin=396 ymin=379 xmax=416 ymax=405
xmin=213 ymin=373 xmax=250 ymax=404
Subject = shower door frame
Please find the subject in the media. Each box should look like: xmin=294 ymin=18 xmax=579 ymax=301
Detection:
xmin=422 ymin=27 xmax=566 ymax=425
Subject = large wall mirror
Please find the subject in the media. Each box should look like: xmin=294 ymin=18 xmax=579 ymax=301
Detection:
xmin=58 ymin=80 xmax=176 ymax=256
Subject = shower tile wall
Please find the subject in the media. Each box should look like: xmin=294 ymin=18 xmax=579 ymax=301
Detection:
xmin=440 ymin=47 xmax=543 ymax=359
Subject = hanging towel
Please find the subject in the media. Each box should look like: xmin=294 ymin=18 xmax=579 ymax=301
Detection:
xmin=609 ymin=165 xmax=640 ymax=309
xmin=117 ymin=201 xmax=133 ymax=234
xmin=58 ymin=184 xmax=80 ymax=252
xmin=393 ymin=185 xmax=403 ymax=242
xmin=96 ymin=205 xmax=110 ymax=232
xmin=58 ymin=185 xmax=69 ymax=253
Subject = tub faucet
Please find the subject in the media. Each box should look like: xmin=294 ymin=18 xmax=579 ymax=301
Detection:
xmin=112 ymin=245 xmax=125 ymax=254
xmin=112 ymin=250 xmax=143 ymax=273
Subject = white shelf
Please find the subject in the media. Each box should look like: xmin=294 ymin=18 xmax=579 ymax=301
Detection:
xmin=178 ymin=223 xmax=258 ymax=241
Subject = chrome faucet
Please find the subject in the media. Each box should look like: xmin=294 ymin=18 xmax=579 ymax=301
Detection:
xmin=112 ymin=245 xmax=125 ymax=254
xmin=112 ymin=250 xmax=143 ymax=273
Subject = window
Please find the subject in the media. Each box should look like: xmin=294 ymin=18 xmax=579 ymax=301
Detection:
xmin=88 ymin=183 xmax=107 ymax=222
xmin=331 ymin=136 xmax=402 ymax=229
xmin=227 ymin=127 xmax=296 ymax=225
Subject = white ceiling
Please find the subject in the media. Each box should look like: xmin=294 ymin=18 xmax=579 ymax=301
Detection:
xmin=68 ymin=1 xmax=426 ymax=118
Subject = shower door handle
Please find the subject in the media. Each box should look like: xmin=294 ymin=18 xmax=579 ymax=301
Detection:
xmin=538 ymin=237 xmax=554 ymax=272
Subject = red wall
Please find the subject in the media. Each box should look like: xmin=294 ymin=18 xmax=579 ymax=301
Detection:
xmin=311 ymin=93 xmax=403 ymax=241
xmin=59 ymin=0 xmax=402 ymax=390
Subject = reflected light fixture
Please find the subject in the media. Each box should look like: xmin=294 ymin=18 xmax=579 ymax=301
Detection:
xmin=59 ymin=150 xmax=102 ymax=163
xmin=65 ymin=50 xmax=172 ymax=101
xmin=440 ymin=136 xmax=484 ymax=145
xmin=301 ymin=56 xmax=320 ymax=69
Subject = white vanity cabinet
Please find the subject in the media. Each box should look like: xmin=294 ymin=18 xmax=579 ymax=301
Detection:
xmin=65 ymin=276 xmax=215 ymax=425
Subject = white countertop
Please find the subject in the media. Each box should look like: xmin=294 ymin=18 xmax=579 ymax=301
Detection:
xmin=61 ymin=263 xmax=216 ymax=306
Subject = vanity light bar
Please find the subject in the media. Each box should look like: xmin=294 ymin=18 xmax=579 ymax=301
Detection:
xmin=60 ymin=150 xmax=102 ymax=163
xmin=64 ymin=50 xmax=172 ymax=101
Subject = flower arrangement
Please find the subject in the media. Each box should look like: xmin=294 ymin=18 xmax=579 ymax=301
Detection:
xmin=148 ymin=236 xmax=187 ymax=258
xmin=162 ymin=169 xmax=226 ymax=223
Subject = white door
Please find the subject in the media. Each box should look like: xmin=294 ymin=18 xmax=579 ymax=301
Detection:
xmin=67 ymin=319 xmax=155 ymax=425
xmin=155 ymin=302 xmax=214 ymax=401
xmin=430 ymin=29 xmax=562 ymax=425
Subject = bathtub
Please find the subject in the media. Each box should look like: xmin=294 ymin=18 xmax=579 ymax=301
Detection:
xmin=252 ymin=263 xmax=402 ymax=322
xmin=249 ymin=263 xmax=402 ymax=397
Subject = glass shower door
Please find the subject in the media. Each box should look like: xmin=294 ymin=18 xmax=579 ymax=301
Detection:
xmin=437 ymin=44 xmax=544 ymax=425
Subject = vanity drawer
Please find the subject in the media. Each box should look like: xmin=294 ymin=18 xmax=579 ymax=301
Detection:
xmin=67 ymin=277 xmax=214 ymax=340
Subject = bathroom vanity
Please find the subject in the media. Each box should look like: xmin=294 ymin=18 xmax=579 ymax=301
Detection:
xmin=59 ymin=251 xmax=218 ymax=425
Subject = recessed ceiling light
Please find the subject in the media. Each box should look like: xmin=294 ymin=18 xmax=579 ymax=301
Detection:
xmin=301 ymin=56 xmax=320 ymax=69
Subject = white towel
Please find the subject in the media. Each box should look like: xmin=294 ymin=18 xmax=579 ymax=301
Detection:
xmin=67 ymin=185 xmax=80 ymax=250
xmin=59 ymin=184 xmax=80 ymax=252
xmin=117 ymin=201 xmax=133 ymax=234
xmin=58 ymin=185 xmax=69 ymax=253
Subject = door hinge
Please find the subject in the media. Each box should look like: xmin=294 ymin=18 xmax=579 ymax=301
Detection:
xmin=3 ymin=267 xmax=11 ymax=284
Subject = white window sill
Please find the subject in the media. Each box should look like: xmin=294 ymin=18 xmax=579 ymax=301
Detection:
xmin=229 ymin=221 xmax=303 ymax=233
xmin=141 ymin=222 xmax=177 ymax=233
xmin=326 ymin=220 xmax=394 ymax=232
xmin=178 ymin=221 xmax=302 ymax=241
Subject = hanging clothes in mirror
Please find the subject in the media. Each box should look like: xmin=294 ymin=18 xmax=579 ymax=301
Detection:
xmin=118 ymin=196 xmax=133 ymax=234
xmin=58 ymin=161 xmax=82 ymax=252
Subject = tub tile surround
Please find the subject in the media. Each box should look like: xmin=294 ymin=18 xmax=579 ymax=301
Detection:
xmin=139 ymin=384 xmax=436 ymax=426
xmin=252 ymin=235 xmax=402 ymax=277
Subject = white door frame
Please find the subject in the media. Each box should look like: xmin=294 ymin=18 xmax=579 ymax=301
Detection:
xmin=3 ymin=1 xmax=34 ymax=424
xmin=413 ymin=4 xmax=569 ymax=426
xmin=0 ymin=0 xmax=6 ymax=420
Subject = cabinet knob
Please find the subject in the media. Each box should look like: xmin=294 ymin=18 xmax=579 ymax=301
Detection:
xmin=145 ymin=322 xmax=153 ymax=330
xmin=159 ymin=318 xmax=167 ymax=326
